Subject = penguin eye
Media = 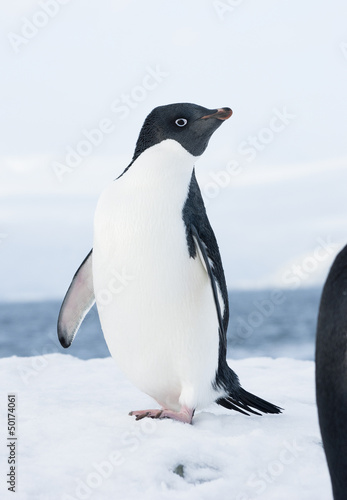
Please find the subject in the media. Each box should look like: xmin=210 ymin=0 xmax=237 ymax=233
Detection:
xmin=175 ymin=118 xmax=188 ymax=127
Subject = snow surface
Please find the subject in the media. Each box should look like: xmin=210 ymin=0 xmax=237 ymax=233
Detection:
xmin=1 ymin=355 xmax=331 ymax=500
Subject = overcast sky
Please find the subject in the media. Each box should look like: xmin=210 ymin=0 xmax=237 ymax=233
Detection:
xmin=1 ymin=0 xmax=347 ymax=300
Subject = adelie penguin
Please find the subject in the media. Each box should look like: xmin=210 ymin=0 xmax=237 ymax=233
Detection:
xmin=316 ymin=244 xmax=347 ymax=500
xmin=57 ymin=103 xmax=282 ymax=424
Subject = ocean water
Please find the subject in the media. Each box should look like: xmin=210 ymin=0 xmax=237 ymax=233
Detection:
xmin=0 ymin=288 xmax=322 ymax=361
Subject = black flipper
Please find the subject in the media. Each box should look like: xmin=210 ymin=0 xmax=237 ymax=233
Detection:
xmin=183 ymin=171 xmax=282 ymax=416
xmin=57 ymin=250 xmax=95 ymax=348
xmin=182 ymin=170 xmax=229 ymax=337
xmin=191 ymin=224 xmax=225 ymax=340
xmin=316 ymin=244 xmax=347 ymax=500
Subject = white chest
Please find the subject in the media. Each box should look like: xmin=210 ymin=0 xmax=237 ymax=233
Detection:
xmin=92 ymin=140 xmax=220 ymax=409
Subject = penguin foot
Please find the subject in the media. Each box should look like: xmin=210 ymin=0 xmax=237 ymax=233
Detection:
xmin=128 ymin=409 xmax=163 ymax=421
xmin=129 ymin=407 xmax=194 ymax=424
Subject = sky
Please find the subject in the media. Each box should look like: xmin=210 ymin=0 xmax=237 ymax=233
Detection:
xmin=1 ymin=0 xmax=347 ymax=300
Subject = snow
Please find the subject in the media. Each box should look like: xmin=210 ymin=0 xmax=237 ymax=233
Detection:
xmin=1 ymin=354 xmax=331 ymax=500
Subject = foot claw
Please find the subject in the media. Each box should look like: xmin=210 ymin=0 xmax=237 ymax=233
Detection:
xmin=135 ymin=411 xmax=150 ymax=421
xmin=129 ymin=407 xmax=194 ymax=424
xmin=129 ymin=409 xmax=162 ymax=421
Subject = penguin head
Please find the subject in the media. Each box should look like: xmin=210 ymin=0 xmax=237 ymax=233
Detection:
xmin=132 ymin=103 xmax=232 ymax=161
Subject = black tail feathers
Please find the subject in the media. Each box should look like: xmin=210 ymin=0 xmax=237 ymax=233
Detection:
xmin=217 ymin=388 xmax=282 ymax=416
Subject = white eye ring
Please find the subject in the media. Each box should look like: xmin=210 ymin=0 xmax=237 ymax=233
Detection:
xmin=175 ymin=118 xmax=188 ymax=127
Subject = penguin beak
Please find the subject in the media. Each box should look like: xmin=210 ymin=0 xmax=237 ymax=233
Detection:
xmin=201 ymin=108 xmax=233 ymax=121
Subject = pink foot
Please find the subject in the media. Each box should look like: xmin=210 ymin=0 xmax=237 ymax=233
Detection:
xmin=129 ymin=407 xmax=194 ymax=424
xmin=128 ymin=409 xmax=164 ymax=420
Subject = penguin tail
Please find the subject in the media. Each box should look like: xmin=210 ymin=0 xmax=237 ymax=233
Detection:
xmin=216 ymin=388 xmax=282 ymax=416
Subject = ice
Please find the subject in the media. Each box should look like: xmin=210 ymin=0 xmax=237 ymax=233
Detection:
xmin=0 ymin=354 xmax=331 ymax=499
